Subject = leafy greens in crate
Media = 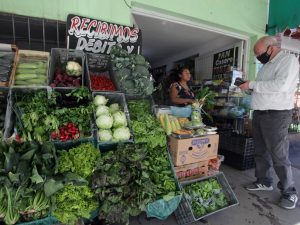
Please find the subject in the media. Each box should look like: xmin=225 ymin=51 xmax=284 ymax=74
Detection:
xmin=110 ymin=46 xmax=154 ymax=96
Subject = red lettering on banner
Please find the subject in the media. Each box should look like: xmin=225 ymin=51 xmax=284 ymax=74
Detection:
xmin=87 ymin=20 xmax=98 ymax=31
xmin=96 ymin=21 xmax=102 ymax=33
xmin=101 ymin=22 xmax=109 ymax=34
xmin=80 ymin=18 xmax=90 ymax=31
xmin=110 ymin=24 xmax=123 ymax=38
xmin=123 ymin=27 xmax=131 ymax=41
xmin=70 ymin=16 xmax=81 ymax=30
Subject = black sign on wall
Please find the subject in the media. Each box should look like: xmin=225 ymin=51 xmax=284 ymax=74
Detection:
xmin=212 ymin=48 xmax=237 ymax=79
xmin=66 ymin=14 xmax=142 ymax=55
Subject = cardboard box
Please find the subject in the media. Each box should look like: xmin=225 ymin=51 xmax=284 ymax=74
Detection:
xmin=175 ymin=160 xmax=208 ymax=181
xmin=169 ymin=134 xmax=219 ymax=166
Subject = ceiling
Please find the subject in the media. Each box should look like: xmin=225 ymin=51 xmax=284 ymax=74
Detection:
xmin=133 ymin=14 xmax=239 ymax=65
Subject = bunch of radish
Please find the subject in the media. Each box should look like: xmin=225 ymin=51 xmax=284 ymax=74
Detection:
xmin=51 ymin=123 xmax=80 ymax=141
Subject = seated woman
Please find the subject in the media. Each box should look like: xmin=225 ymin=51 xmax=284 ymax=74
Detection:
xmin=169 ymin=67 xmax=195 ymax=117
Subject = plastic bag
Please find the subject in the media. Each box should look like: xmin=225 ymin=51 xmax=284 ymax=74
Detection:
xmin=170 ymin=105 xmax=192 ymax=118
xmin=146 ymin=195 xmax=182 ymax=220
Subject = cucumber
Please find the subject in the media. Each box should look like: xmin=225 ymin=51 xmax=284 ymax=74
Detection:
xmin=15 ymin=74 xmax=47 ymax=81
xmin=15 ymin=74 xmax=40 ymax=80
xmin=15 ymin=78 xmax=47 ymax=85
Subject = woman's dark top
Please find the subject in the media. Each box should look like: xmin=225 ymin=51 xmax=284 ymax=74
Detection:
xmin=170 ymin=82 xmax=195 ymax=107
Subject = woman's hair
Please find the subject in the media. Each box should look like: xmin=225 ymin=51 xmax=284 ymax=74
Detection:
xmin=170 ymin=66 xmax=190 ymax=82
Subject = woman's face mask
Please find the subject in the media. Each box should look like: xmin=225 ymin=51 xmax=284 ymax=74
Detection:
xmin=256 ymin=46 xmax=271 ymax=64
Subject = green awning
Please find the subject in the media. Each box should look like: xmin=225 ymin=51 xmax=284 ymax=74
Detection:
xmin=268 ymin=0 xmax=300 ymax=35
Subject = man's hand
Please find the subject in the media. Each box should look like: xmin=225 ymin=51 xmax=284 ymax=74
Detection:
xmin=239 ymin=81 xmax=250 ymax=90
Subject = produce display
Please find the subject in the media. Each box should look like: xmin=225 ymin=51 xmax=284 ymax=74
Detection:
xmin=13 ymin=90 xmax=58 ymax=143
xmin=184 ymin=178 xmax=228 ymax=218
xmin=128 ymin=101 xmax=177 ymax=193
xmin=52 ymin=184 xmax=98 ymax=225
xmin=0 ymin=46 xmax=231 ymax=225
xmin=0 ymin=52 xmax=15 ymax=86
xmin=0 ymin=142 xmax=57 ymax=224
xmin=94 ymin=95 xmax=130 ymax=142
xmin=90 ymin=72 xmax=116 ymax=91
xmin=50 ymin=61 xmax=82 ymax=88
xmin=12 ymin=87 xmax=93 ymax=143
xmin=58 ymin=142 xmax=100 ymax=178
xmin=110 ymin=46 xmax=154 ymax=96
xmin=158 ymin=114 xmax=181 ymax=135
xmin=92 ymin=143 xmax=177 ymax=224
xmin=53 ymin=143 xmax=100 ymax=224
xmin=14 ymin=53 xmax=48 ymax=86
xmin=128 ymin=100 xmax=166 ymax=149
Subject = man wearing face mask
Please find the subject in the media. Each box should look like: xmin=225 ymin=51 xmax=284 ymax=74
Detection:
xmin=239 ymin=36 xmax=299 ymax=209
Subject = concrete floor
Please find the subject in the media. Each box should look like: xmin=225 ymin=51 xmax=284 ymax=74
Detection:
xmin=130 ymin=165 xmax=300 ymax=225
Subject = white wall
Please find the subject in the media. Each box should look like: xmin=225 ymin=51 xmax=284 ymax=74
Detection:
xmin=151 ymin=36 xmax=243 ymax=80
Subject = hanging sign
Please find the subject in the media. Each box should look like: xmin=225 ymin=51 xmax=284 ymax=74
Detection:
xmin=212 ymin=48 xmax=235 ymax=79
xmin=66 ymin=14 xmax=142 ymax=54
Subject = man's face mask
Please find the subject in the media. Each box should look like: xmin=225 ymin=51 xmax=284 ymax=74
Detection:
xmin=256 ymin=46 xmax=271 ymax=64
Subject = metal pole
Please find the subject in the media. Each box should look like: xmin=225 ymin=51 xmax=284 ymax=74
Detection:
xmin=42 ymin=19 xmax=46 ymax=51
xmin=12 ymin=14 xmax=15 ymax=44
xmin=56 ymin=20 xmax=59 ymax=48
xmin=28 ymin=17 xmax=31 ymax=49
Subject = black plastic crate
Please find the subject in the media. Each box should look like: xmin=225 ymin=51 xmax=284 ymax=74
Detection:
xmin=219 ymin=148 xmax=255 ymax=170
xmin=219 ymin=130 xmax=254 ymax=156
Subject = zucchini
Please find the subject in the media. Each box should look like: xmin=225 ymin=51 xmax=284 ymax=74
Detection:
xmin=15 ymin=74 xmax=41 ymax=80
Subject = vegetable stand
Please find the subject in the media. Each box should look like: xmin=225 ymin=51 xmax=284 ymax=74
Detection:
xmin=0 ymin=44 xmax=239 ymax=225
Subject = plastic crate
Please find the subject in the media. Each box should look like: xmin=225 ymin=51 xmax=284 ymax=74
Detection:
xmin=174 ymin=172 xmax=239 ymax=225
xmin=85 ymin=53 xmax=118 ymax=92
xmin=219 ymin=130 xmax=254 ymax=156
xmin=3 ymin=87 xmax=51 ymax=141
xmin=92 ymin=92 xmax=133 ymax=152
xmin=0 ymin=44 xmax=18 ymax=88
xmin=11 ymin=50 xmax=50 ymax=87
xmin=48 ymin=48 xmax=85 ymax=89
xmin=219 ymin=148 xmax=255 ymax=170
xmin=125 ymin=94 xmax=155 ymax=116
xmin=50 ymin=88 xmax=95 ymax=150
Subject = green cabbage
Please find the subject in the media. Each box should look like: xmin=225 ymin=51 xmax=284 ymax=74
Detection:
xmin=113 ymin=111 xmax=127 ymax=128
xmin=94 ymin=95 xmax=108 ymax=106
xmin=96 ymin=105 xmax=109 ymax=117
xmin=113 ymin=127 xmax=130 ymax=141
xmin=96 ymin=114 xmax=113 ymax=129
xmin=109 ymin=103 xmax=120 ymax=114
xmin=98 ymin=129 xmax=113 ymax=142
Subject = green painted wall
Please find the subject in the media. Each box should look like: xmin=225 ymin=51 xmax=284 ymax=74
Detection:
xmin=0 ymin=0 xmax=132 ymax=24
xmin=0 ymin=0 xmax=267 ymax=79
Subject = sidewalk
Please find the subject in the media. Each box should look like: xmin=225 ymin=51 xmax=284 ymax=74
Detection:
xmin=130 ymin=165 xmax=300 ymax=225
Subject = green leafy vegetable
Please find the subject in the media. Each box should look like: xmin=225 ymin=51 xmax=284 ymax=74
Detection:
xmin=58 ymin=143 xmax=100 ymax=178
xmin=52 ymin=184 xmax=98 ymax=225
xmin=184 ymin=178 xmax=229 ymax=218
xmin=128 ymin=100 xmax=166 ymax=149
xmin=110 ymin=46 xmax=154 ymax=96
